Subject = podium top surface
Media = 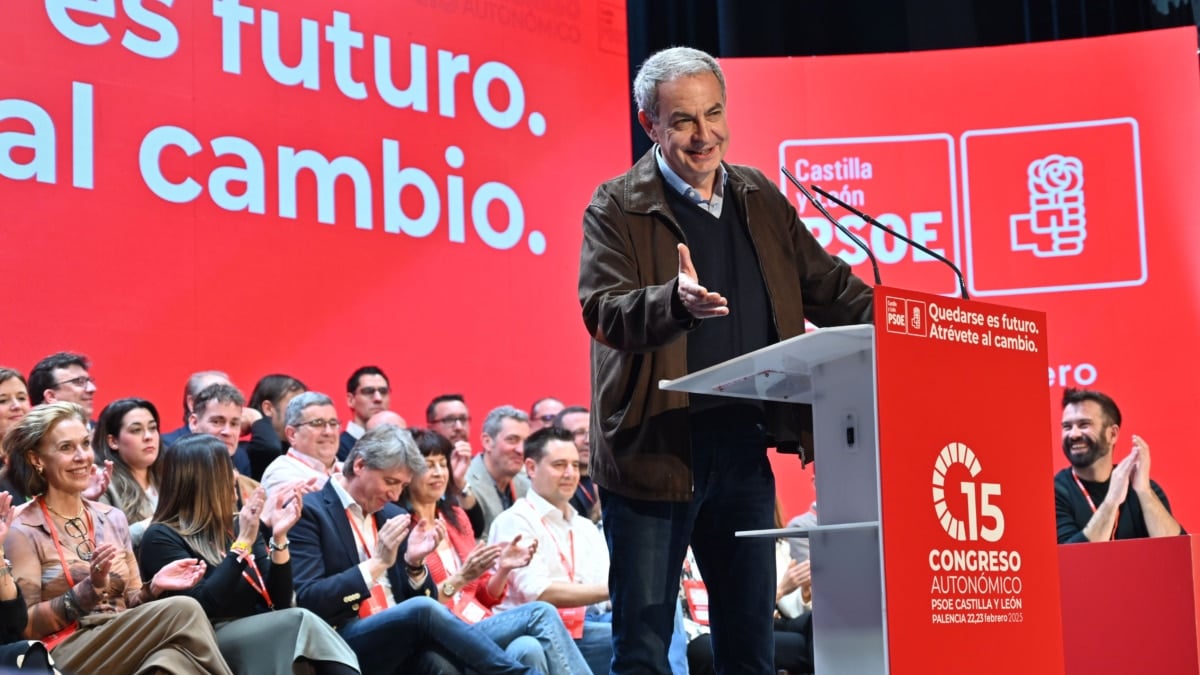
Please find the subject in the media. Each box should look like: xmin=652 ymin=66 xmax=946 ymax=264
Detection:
xmin=659 ymin=324 xmax=874 ymax=403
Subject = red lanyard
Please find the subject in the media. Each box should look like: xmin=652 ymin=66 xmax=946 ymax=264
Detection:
xmin=240 ymin=554 xmax=273 ymax=609
xmin=1071 ymin=470 xmax=1119 ymax=541
xmin=37 ymin=499 xmax=94 ymax=587
xmin=522 ymin=500 xmax=576 ymax=581
xmin=346 ymin=508 xmax=378 ymax=560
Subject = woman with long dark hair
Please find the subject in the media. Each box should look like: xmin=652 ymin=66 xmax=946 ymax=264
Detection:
xmin=140 ymin=434 xmax=359 ymax=674
xmin=92 ymin=398 xmax=161 ymax=548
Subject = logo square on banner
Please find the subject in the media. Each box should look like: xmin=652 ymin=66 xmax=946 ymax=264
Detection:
xmin=778 ymin=135 xmax=960 ymax=296
xmin=960 ymin=118 xmax=1147 ymax=296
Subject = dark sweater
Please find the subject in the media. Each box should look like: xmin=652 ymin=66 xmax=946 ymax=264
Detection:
xmin=1054 ymin=467 xmax=1183 ymax=543
xmin=139 ymin=523 xmax=291 ymax=620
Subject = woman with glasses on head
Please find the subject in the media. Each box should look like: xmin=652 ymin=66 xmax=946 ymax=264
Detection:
xmin=140 ymin=434 xmax=359 ymax=675
xmin=401 ymin=428 xmax=593 ymax=675
xmin=92 ymin=398 xmax=161 ymax=549
xmin=2 ymin=402 xmax=232 ymax=674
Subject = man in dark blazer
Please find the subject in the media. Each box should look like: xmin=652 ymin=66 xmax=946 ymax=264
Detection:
xmin=290 ymin=424 xmax=534 ymax=675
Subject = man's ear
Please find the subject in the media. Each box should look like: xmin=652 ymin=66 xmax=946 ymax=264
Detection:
xmin=524 ymin=457 xmax=537 ymax=478
xmin=188 ymin=413 xmax=199 ymax=433
xmin=346 ymin=392 xmax=356 ymax=409
xmin=42 ymin=389 xmax=59 ymax=404
xmin=637 ymin=109 xmax=658 ymax=142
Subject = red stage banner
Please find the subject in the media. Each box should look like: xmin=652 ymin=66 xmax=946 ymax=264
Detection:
xmin=874 ymin=286 xmax=1064 ymax=674
xmin=0 ymin=0 xmax=629 ymax=418
xmin=750 ymin=29 xmax=1200 ymax=527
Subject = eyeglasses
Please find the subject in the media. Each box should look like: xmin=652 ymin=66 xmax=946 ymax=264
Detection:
xmin=358 ymin=386 xmax=390 ymax=397
xmin=54 ymin=376 xmax=95 ymax=389
xmin=293 ymin=418 xmax=340 ymax=431
xmin=433 ymin=415 xmax=470 ymax=427
xmin=63 ymin=518 xmax=95 ymax=561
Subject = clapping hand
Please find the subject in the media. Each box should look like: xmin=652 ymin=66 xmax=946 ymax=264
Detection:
xmin=236 ymin=488 xmax=266 ymax=547
xmin=150 ymin=558 xmax=207 ymax=597
xmin=403 ymin=519 xmax=442 ymax=566
xmin=82 ymin=461 xmax=114 ymax=501
xmin=496 ymin=534 xmax=537 ymax=571
xmin=460 ymin=543 xmax=503 ymax=582
xmin=269 ymin=485 xmax=304 ymax=537
xmin=87 ymin=543 xmax=119 ymax=590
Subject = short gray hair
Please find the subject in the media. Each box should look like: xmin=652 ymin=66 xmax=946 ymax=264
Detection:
xmin=482 ymin=405 xmax=529 ymax=439
xmin=343 ymin=424 xmax=425 ymax=478
xmin=633 ymin=46 xmax=725 ymax=121
xmin=285 ymin=391 xmax=335 ymax=428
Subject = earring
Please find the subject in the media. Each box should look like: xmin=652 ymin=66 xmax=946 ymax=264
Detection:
xmin=34 ymin=465 xmax=43 ymax=475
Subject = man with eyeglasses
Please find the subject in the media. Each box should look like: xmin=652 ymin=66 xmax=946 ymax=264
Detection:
xmin=339 ymin=366 xmax=392 ymax=462
xmin=261 ymin=391 xmax=344 ymax=496
xmin=528 ymin=398 xmax=564 ymax=433
xmin=465 ymin=406 xmax=533 ymax=537
xmin=554 ymin=406 xmax=599 ymax=524
xmin=28 ymin=352 xmax=98 ymax=426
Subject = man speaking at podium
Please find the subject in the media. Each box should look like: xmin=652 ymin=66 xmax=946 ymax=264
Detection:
xmin=578 ymin=46 xmax=873 ymax=674
xmin=1056 ymin=388 xmax=1183 ymax=543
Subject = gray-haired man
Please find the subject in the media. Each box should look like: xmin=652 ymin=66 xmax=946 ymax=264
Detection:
xmin=464 ymin=405 xmax=533 ymax=536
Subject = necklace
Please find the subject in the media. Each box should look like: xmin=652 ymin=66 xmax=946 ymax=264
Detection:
xmin=43 ymin=500 xmax=85 ymax=521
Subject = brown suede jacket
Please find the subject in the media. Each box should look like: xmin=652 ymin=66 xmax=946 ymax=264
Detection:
xmin=579 ymin=149 xmax=873 ymax=501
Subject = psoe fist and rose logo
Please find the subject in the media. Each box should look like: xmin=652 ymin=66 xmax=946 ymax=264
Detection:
xmin=928 ymin=442 xmax=1025 ymax=625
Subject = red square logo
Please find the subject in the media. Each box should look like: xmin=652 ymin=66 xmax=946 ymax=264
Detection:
xmin=779 ymin=135 xmax=960 ymax=295
xmin=960 ymin=119 xmax=1146 ymax=296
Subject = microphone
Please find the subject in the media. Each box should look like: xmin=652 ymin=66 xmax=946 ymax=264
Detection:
xmin=810 ymin=185 xmax=970 ymax=300
xmin=782 ymin=167 xmax=881 ymax=286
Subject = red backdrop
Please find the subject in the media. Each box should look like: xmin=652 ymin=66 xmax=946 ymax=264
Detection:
xmin=753 ymin=28 xmax=1200 ymax=527
xmin=0 ymin=0 xmax=629 ymax=428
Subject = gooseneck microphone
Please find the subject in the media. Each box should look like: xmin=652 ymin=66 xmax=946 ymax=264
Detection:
xmin=782 ymin=167 xmax=881 ymax=286
xmin=810 ymin=185 xmax=970 ymax=300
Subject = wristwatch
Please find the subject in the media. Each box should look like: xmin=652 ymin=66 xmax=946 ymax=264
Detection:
xmin=440 ymin=579 xmax=460 ymax=597
xmin=269 ymin=538 xmax=290 ymax=552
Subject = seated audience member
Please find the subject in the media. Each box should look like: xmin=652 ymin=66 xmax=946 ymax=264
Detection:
xmin=786 ymin=473 xmax=818 ymax=564
xmin=427 ymin=393 xmax=475 ymax=457
xmin=244 ymin=374 xmax=307 ymax=481
xmin=289 ymin=424 xmax=538 ymax=674
xmin=528 ymin=399 xmax=564 ymax=433
xmin=27 ymin=353 xmax=96 ymax=426
xmin=682 ymin=537 xmax=815 ymax=675
xmin=0 ymin=369 xmax=31 ymax=442
xmin=93 ymin=398 xmax=162 ymax=548
xmin=466 ymin=406 xmax=532 ymax=536
xmin=2 ymin=402 xmax=232 ymax=674
xmin=189 ymin=384 xmax=258 ymax=499
xmin=260 ymin=393 xmax=343 ymax=496
xmin=339 ymin=367 xmax=392 ymax=462
xmin=488 ymin=427 xmax=613 ymax=674
xmin=366 ymin=410 xmax=407 ymax=431
xmin=140 ymin=435 xmax=360 ymax=674
xmin=160 ymin=370 xmax=231 ymax=448
xmin=402 ymin=430 xmax=591 ymax=675
xmin=0 ymin=370 xmax=33 ymax=502
xmin=1056 ymin=388 xmax=1184 ymax=543
xmin=553 ymin=407 xmax=600 ymax=523
xmin=0 ymin=491 xmax=57 ymax=673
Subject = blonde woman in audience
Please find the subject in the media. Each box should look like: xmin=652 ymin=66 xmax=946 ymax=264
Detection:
xmin=2 ymin=402 xmax=232 ymax=674
xmin=93 ymin=398 xmax=161 ymax=549
xmin=140 ymin=434 xmax=359 ymax=674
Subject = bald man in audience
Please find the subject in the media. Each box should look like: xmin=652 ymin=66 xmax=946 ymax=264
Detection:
xmin=162 ymin=370 xmax=230 ymax=447
xmin=529 ymin=398 xmax=564 ymax=432
xmin=367 ymin=409 xmax=408 ymax=431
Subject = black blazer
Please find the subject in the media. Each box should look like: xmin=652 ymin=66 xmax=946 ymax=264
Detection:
xmin=291 ymin=480 xmax=436 ymax=627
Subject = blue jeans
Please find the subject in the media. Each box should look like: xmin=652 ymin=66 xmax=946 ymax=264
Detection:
xmin=337 ymin=596 xmax=534 ymax=675
xmin=477 ymin=601 xmax=592 ymax=675
xmin=589 ymin=606 xmax=689 ymax=674
xmin=576 ymin=620 xmax=612 ymax=675
xmin=602 ymin=422 xmax=776 ymax=674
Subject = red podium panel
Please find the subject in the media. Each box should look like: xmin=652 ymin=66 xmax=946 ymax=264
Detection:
xmin=874 ymin=286 xmax=1065 ymax=674
xmin=1059 ymin=536 xmax=1200 ymax=674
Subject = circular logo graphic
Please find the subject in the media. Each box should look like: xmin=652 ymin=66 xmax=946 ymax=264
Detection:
xmin=932 ymin=442 xmax=982 ymax=541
